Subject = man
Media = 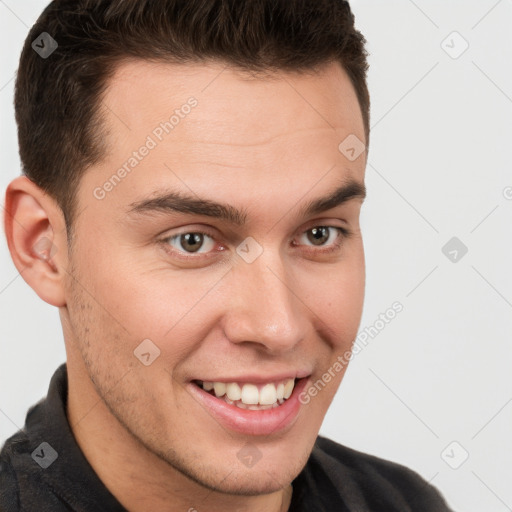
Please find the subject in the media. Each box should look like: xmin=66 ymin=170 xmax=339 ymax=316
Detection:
xmin=0 ymin=1 xmax=453 ymax=510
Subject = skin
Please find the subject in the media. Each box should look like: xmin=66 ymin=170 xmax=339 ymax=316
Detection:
xmin=4 ymin=59 xmax=367 ymax=512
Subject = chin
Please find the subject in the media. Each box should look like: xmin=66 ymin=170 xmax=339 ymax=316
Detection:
xmin=194 ymin=466 xmax=298 ymax=496
xmin=159 ymin=444 xmax=307 ymax=496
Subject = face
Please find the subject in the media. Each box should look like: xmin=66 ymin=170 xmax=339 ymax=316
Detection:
xmin=63 ymin=59 xmax=367 ymax=495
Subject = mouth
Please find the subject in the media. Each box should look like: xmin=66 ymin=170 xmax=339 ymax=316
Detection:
xmin=187 ymin=376 xmax=311 ymax=436
xmin=192 ymin=378 xmax=296 ymax=410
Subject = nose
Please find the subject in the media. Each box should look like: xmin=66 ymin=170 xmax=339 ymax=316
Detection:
xmin=221 ymin=249 xmax=308 ymax=354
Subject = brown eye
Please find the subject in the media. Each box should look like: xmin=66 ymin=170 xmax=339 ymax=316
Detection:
xmin=306 ymin=227 xmax=330 ymax=246
xmin=295 ymin=226 xmax=349 ymax=254
xmin=165 ymin=232 xmax=216 ymax=254
xmin=180 ymin=233 xmax=204 ymax=252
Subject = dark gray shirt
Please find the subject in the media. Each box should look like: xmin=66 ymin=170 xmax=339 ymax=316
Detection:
xmin=0 ymin=364 xmax=454 ymax=511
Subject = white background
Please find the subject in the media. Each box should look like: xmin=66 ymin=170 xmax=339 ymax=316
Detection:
xmin=1 ymin=1 xmax=511 ymax=511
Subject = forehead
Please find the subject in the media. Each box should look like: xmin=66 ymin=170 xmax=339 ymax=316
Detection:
xmin=81 ymin=59 xmax=366 ymax=217
xmin=100 ymin=58 xmax=365 ymax=148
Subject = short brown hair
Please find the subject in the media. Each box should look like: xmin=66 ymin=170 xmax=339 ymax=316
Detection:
xmin=15 ymin=0 xmax=370 ymax=234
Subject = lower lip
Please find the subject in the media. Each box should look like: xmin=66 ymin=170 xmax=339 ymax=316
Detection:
xmin=187 ymin=378 xmax=310 ymax=436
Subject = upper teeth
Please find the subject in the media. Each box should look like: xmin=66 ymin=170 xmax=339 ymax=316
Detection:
xmin=201 ymin=378 xmax=295 ymax=406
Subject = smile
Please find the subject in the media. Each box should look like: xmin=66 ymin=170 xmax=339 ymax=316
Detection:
xmin=188 ymin=376 xmax=310 ymax=436
xmin=194 ymin=378 xmax=295 ymax=410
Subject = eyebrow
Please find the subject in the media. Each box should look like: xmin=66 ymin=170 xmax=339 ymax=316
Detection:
xmin=127 ymin=179 xmax=366 ymax=225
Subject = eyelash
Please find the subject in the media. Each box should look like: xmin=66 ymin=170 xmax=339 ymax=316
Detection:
xmin=159 ymin=225 xmax=352 ymax=261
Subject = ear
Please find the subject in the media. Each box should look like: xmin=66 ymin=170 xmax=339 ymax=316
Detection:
xmin=3 ymin=176 xmax=69 ymax=307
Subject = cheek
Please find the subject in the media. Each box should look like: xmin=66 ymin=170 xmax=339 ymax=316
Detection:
xmin=75 ymin=224 xmax=364 ymax=355
xmin=78 ymin=243 xmax=225 ymax=355
xmin=301 ymin=251 xmax=365 ymax=347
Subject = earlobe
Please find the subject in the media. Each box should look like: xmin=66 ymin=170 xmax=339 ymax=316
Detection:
xmin=4 ymin=176 xmax=68 ymax=307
